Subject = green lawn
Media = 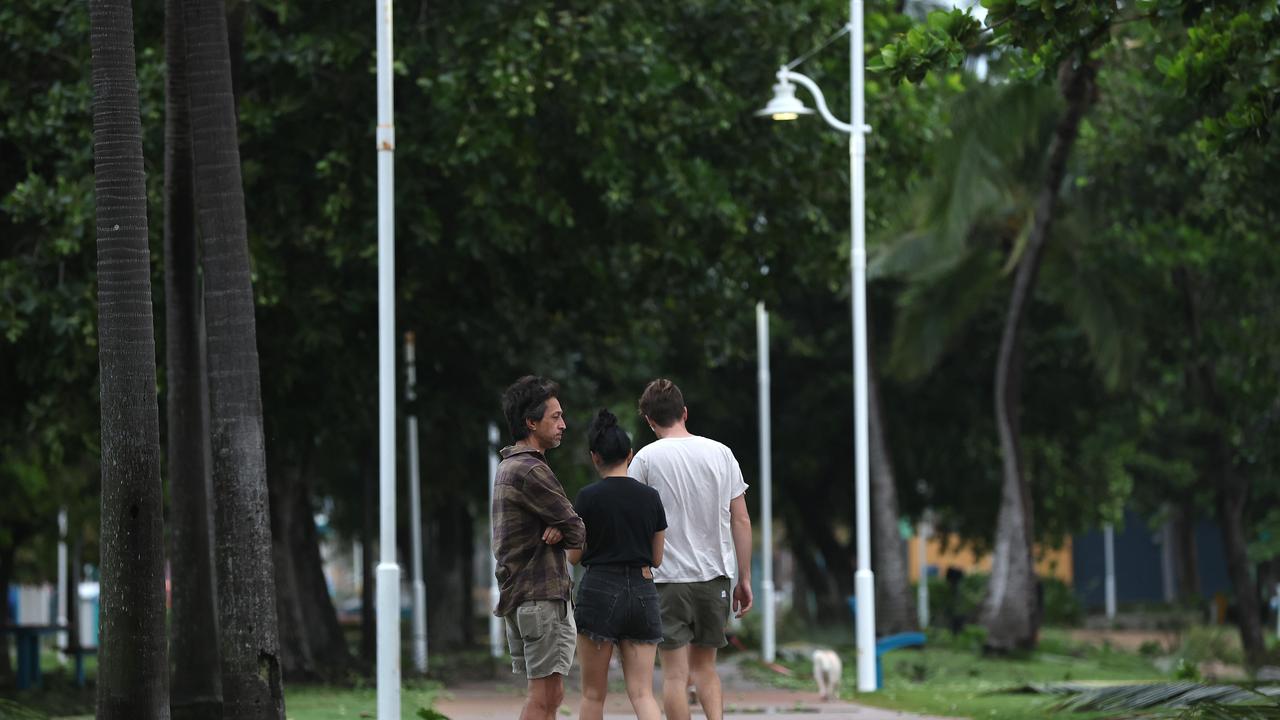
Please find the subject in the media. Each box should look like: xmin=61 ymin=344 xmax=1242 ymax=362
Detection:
xmin=747 ymin=628 xmax=1168 ymax=719
xmin=2 ymin=651 xmax=444 ymax=720
xmin=284 ymin=682 xmax=443 ymax=720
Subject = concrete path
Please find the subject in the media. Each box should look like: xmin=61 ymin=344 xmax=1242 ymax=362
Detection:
xmin=434 ymin=685 xmax=958 ymax=719
xmin=434 ymin=657 xmax=959 ymax=719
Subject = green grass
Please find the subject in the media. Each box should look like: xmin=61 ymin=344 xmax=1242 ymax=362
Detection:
xmin=747 ymin=627 xmax=1168 ymax=719
xmin=284 ymin=681 xmax=443 ymax=720
xmin=1 ymin=652 xmax=444 ymax=720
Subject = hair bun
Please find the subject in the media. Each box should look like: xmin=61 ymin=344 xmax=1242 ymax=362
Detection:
xmin=595 ymin=408 xmax=618 ymax=429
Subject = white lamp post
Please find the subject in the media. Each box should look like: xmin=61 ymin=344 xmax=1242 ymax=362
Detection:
xmin=1104 ymin=523 xmax=1116 ymax=622
xmin=757 ymin=0 xmax=877 ymax=692
xmin=375 ymin=0 xmax=401 ymax=714
xmin=405 ymin=332 xmax=428 ymax=674
xmin=756 ymin=302 xmax=775 ymax=664
xmin=487 ymin=422 xmax=504 ymax=659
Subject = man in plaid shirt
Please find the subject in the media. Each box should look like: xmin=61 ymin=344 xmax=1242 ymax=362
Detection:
xmin=494 ymin=375 xmax=585 ymax=720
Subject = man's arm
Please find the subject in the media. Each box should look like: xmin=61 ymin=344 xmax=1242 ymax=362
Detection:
xmin=522 ymin=465 xmax=586 ymax=548
xmin=729 ymin=493 xmax=754 ymax=617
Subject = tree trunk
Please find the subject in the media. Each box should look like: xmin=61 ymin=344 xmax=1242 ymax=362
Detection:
xmin=780 ymin=503 xmax=845 ymax=624
xmin=180 ymin=0 xmax=284 ymax=715
xmin=787 ymin=504 xmax=855 ymax=624
xmin=1172 ymin=500 xmax=1201 ymax=601
xmin=1216 ymin=470 xmax=1266 ymax=669
xmin=164 ymin=0 xmax=222 ymax=715
xmin=89 ymin=0 xmax=171 ymax=714
xmin=426 ymin=503 xmax=475 ymax=651
xmin=270 ymin=462 xmax=353 ymax=681
xmin=67 ymin=529 xmax=82 ymax=660
xmin=982 ymin=57 xmax=1097 ymax=653
xmin=869 ymin=358 xmax=916 ymax=634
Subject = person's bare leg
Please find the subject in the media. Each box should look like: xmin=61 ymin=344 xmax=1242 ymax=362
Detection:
xmin=522 ymin=674 xmax=564 ymax=720
xmin=659 ymin=646 xmax=691 ymax=720
xmin=689 ymin=645 xmax=723 ymax=720
xmin=577 ymin=636 xmax=613 ymax=720
xmin=619 ymin=641 xmax=661 ymax=720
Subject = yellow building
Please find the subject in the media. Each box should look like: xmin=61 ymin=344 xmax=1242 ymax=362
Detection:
xmin=907 ymin=532 xmax=1073 ymax=583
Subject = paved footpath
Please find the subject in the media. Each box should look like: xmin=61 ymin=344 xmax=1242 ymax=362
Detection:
xmin=434 ymin=659 xmax=958 ymax=720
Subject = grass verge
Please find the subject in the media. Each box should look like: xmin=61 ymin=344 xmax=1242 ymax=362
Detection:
xmin=744 ymin=627 xmax=1166 ymax=719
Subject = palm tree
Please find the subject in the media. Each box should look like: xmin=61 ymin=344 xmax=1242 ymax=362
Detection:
xmin=875 ymin=63 xmax=1125 ymax=651
xmin=180 ymin=0 xmax=285 ymax=714
xmin=984 ymin=58 xmax=1097 ymax=652
xmin=164 ymin=0 xmax=222 ymax=714
xmin=89 ymin=0 xmax=170 ymax=716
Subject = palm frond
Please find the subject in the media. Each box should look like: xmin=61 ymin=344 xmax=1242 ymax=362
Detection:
xmin=887 ymin=246 xmax=1003 ymax=379
xmin=1038 ymin=213 xmax=1148 ymax=389
xmin=1005 ymin=681 xmax=1280 ymax=714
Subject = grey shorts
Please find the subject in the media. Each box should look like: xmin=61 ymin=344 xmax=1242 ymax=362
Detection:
xmin=504 ymin=599 xmax=576 ymax=679
xmin=656 ymin=577 xmax=732 ymax=650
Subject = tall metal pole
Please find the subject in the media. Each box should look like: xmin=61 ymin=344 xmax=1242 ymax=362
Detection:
xmin=756 ymin=302 xmax=775 ymax=663
xmin=487 ymin=422 xmax=504 ymax=659
xmin=375 ymin=0 xmax=400 ymax=714
xmin=850 ymin=0 xmax=877 ymax=693
xmin=917 ymin=515 xmax=930 ymax=629
xmin=1104 ymin=524 xmax=1116 ymax=621
xmin=405 ymin=333 xmax=427 ymax=674
xmin=57 ymin=508 xmax=68 ymax=658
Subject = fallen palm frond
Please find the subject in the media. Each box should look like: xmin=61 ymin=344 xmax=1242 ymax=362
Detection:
xmin=995 ymin=682 xmax=1280 ymax=714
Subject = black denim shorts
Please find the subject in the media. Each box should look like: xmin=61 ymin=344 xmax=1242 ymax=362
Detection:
xmin=574 ymin=564 xmax=663 ymax=645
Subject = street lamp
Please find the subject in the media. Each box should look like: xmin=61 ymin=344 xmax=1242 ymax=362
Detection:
xmin=758 ymin=0 xmax=877 ymax=693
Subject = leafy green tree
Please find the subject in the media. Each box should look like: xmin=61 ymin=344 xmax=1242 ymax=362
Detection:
xmin=1077 ymin=18 xmax=1280 ymax=666
xmin=877 ymin=0 xmax=1279 ymax=658
xmin=89 ymin=0 xmax=170 ymax=715
xmin=1 ymin=0 xmax=103 ymax=680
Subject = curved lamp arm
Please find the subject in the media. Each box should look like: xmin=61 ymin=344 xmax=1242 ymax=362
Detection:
xmin=779 ymin=69 xmax=852 ymax=135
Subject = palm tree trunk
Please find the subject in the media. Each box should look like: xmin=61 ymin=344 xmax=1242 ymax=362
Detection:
xmin=982 ymin=57 xmax=1097 ymax=653
xmin=271 ymin=460 xmax=353 ymax=680
xmin=164 ymin=0 xmax=222 ymax=715
xmin=869 ymin=359 xmax=916 ymax=633
xmin=180 ymin=0 xmax=285 ymax=715
xmin=89 ymin=0 xmax=170 ymax=714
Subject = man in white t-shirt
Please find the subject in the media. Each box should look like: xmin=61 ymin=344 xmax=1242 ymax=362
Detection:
xmin=630 ymin=378 xmax=753 ymax=720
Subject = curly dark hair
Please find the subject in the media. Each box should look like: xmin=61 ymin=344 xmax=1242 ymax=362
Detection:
xmin=587 ymin=408 xmax=631 ymax=466
xmin=638 ymin=378 xmax=684 ymax=428
xmin=501 ymin=375 xmax=560 ymax=442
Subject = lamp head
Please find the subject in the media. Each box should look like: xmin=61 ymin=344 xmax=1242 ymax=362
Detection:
xmin=756 ymin=76 xmax=812 ymax=121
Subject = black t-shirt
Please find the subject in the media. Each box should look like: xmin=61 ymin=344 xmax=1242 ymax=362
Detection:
xmin=573 ymin=476 xmax=667 ymax=567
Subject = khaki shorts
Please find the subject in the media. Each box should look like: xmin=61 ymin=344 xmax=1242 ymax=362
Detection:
xmin=504 ymin=599 xmax=576 ymax=679
xmin=657 ymin=577 xmax=731 ymax=650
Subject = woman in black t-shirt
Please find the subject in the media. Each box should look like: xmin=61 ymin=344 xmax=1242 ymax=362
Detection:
xmin=568 ymin=409 xmax=666 ymax=720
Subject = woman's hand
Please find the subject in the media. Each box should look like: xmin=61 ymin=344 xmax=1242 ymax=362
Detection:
xmin=542 ymin=526 xmax=563 ymax=545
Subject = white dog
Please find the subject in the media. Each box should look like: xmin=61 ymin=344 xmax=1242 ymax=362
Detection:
xmin=812 ymin=649 xmax=843 ymax=701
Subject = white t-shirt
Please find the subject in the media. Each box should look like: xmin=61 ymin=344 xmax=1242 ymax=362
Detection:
xmin=630 ymin=434 xmax=748 ymax=584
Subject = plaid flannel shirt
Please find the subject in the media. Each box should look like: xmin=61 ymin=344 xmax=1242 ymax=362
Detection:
xmin=492 ymin=444 xmax=585 ymax=617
